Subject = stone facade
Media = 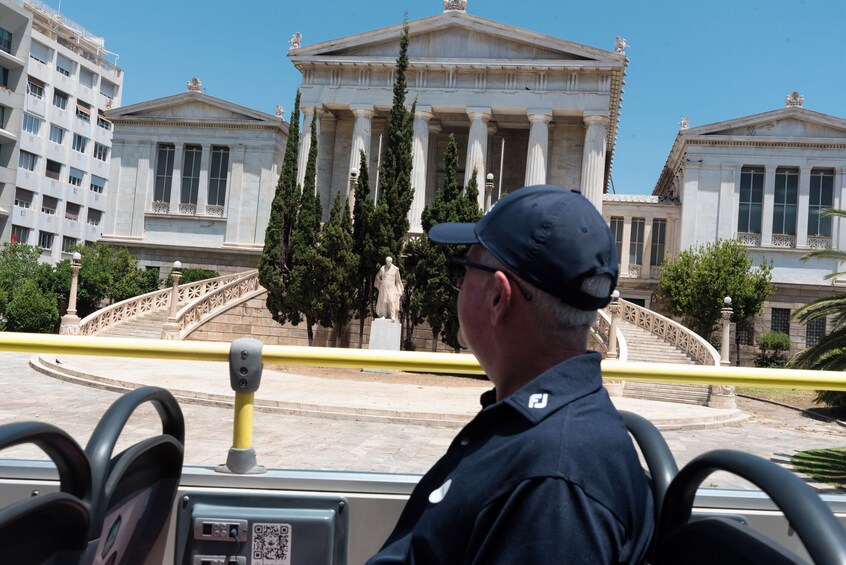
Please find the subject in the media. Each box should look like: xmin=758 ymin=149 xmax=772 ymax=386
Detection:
xmin=100 ymin=89 xmax=288 ymax=274
xmin=288 ymin=7 xmax=626 ymax=231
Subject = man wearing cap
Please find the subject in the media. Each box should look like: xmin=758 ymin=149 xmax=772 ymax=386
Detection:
xmin=367 ymin=185 xmax=653 ymax=564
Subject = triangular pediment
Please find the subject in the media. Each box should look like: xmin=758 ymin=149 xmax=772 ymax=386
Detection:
xmin=106 ymin=91 xmax=283 ymax=126
xmin=684 ymin=107 xmax=846 ymax=140
xmin=291 ymin=11 xmax=621 ymax=64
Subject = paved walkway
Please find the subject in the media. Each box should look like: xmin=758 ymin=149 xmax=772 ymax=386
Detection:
xmin=1 ymin=352 xmax=844 ymax=491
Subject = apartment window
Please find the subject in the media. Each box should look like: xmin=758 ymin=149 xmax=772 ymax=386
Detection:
xmin=154 ymin=144 xmax=175 ymax=202
xmin=11 ymin=225 xmax=29 ymax=244
xmin=64 ymin=202 xmax=80 ymax=221
xmin=629 ymin=217 xmax=645 ymax=265
xmin=650 ymin=219 xmax=667 ymax=266
xmin=96 ymin=113 xmax=112 ymax=130
xmin=29 ymin=41 xmax=50 ymax=64
xmin=68 ymin=168 xmax=84 ymax=187
xmin=806 ymin=318 xmax=826 ymax=348
xmin=76 ymin=101 xmax=91 ymax=122
xmin=0 ymin=27 xmax=11 ymax=54
xmin=738 ymin=166 xmax=764 ymax=234
xmin=208 ymin=146 xmax=229 ymax=206
xmin=72 ymin=134 xmax=89 ymax=153
xmin=14 ymin=188 xmax=33 ymax=209
xmin=773 ymin=168 xmax=798 ymax=236
xmin=41 ymin=195 xmax=57 ymax=215
xmin=56 ymin=55 xmax=73 ymax=77
xmin=49 ymin=124 xmax=66 ymax=144
xmin=90 ymin=175 xmax=105 ymax=194
xmin=808 ymin=169 xmax=834 ymax=237
xmin=18 ymin=150 xmax=37 ymax=171
xmin=610 ymin=217 xmax=624 ymax=261
xmin=93 ymin=142 xmax=109 ymax=161
xmin=22 ymin=113 xmax=42 ymax=135
xmin=62 ymin=236 xmax=77 ymax=253
xmin=181 ymin=145 xmax=202 ymax=204
xmin=87 ymin=209 xmax=102 ymax=226
xmin=0 ymin=66 xmax=8 ymax=88
xmin=0 ymin=105 xmax=5 ymax=128
xmin=26 ymin=77 xmax=44 ymax=99
xmin=79 ymin=67 xmax=96 ymax=89
xmin=38 ymin=230 xmax=54 ymax=250
xmin=45 ymin=159 xmax=62 ymax=181
xmin=771 ymin=308 xmax=790 ymax=335
xmin=53 ymin=90 xmax=69 ymax=110
xmin=736 ymin=317 xmax=755 ymax=346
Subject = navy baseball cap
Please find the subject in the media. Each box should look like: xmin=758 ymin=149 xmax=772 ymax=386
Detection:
xmin=428 ymin=185 xmax=619 ymax=310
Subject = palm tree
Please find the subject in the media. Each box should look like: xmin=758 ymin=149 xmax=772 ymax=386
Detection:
xmin=790 ymin=209 xmax=846 ymax=406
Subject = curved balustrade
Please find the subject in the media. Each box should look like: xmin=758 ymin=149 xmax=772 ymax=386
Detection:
xmin=591 ymin=308 xmax=628 ymax=361
xmin=79 ymin=271 xmax=256 ymax=336
xmin=165 ymin=271 xmax=262 ymax=340
xmin=619 ymin=299 xmax=720 ymax=366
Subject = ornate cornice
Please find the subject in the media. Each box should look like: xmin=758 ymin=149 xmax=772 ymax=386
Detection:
xmin=109 ymin=118 xmax=284 ymax=132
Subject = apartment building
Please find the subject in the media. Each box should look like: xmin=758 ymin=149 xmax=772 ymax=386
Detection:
xmin=6 ymin=0 xmax=122 ymax=262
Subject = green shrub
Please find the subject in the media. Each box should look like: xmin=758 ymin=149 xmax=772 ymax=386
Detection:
xmin=755 ymin=331 xmax=791 ymax=368
xmin=6 ymin=279 xmax=59 ymax=333
xmin=167 ymin=268 xmax=219 ymax=285
xmin=814 ymin=390 xmax=846 ymax=408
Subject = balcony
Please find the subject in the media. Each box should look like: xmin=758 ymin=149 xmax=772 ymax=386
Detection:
xmin=771 ymin=234 xmax=796 ymax=249
xmin=807 ymin=236 xmax=832 ymax=250
xmin=738 ymin=232 xmax=761 ymax=247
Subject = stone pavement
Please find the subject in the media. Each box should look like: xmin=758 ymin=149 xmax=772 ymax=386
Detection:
xmin=2 ymin=351 xmax=845 ymax=490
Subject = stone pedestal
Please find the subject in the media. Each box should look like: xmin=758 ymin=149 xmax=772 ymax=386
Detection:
xmin=368 ymin=318 xmax=402 ymax=351
xmin=59 ymin=314 xmax=80 ymax=335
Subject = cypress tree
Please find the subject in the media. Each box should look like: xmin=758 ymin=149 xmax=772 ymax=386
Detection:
xmin=317 ymin=194 xmax=358 ymax=347
xmin=351 ymin=150 xmax=383 ymax=347
xmin=377 ymin=22 xmax=415 ymax=259
xmin=288 ymin=111 xmax=323 ymax=345
xmin=259 ymin=91 xmax=302 ymax=325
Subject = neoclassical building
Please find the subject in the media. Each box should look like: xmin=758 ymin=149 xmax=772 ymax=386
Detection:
xmin=288 ymin=1 xmax=627 ymax=232
xmin=100 ymin=83 xmax=288 ymax=273
xmin=606 ymin=94 xmax=846 ymax=355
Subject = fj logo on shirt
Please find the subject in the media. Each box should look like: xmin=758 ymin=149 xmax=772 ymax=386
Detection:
xmin=428 ymin=478 xmax=452 ymax=504
xmin=528 ymin=393 xmax=548 ymax=409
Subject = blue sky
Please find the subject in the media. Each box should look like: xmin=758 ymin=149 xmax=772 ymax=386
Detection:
xmin=61 ymin=0 xmax=845 ymax=194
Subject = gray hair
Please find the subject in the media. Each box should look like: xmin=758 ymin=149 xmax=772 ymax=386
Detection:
xmin=477 ymin=250 xmax=611 ymax=337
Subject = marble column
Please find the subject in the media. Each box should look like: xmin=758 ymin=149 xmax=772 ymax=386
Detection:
xmin=465 ymin=107 xmax=491 ymax=209
xmin=409 ymin=107 xmax=432 ymax=233
xmin=580 ymin=113 xmax=610 ymax=211
xmin=796 ymin=166 xmax=811 ymax=248
xmin=761 ymin=165 xmax=776 ymax=246
xmin=297 ymin=106 xmax=317 ymax=189
xmin=197 ymin=144 xmax=210 ymax=214
xmin=425 ymin=122 xmax=442 ymax=207
xmin=224 ymin=144 xmax=246 ymax=244
xmin=171 ymin=142 xmax=184 ymax=212
xmin=349 ymin=104 xmax=374 ymax=180
xmin=525 ymin=109 xmax=552 ymax=186
xmin=620 ymin=216 xmax=632 ymax=277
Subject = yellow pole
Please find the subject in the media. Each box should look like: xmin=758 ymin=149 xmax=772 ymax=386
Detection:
xmin=232 ymin=391 xmax=255 ymax=450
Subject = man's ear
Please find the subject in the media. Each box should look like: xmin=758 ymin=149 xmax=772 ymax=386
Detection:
xmin=489 ymin=271 xmax=512 ymax=324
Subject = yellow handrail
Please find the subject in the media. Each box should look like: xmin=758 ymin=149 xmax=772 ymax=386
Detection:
xmin=2 ymin=332 xmax=846 ymax=391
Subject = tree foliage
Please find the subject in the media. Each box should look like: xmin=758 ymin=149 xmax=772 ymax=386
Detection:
xmin=6 ymin=279 xmax=58 ymax=333
xmin=259 ymin=90 xmax=302 ymax=326
xmin=755 ymin=331 xmax=791 ymax=368
xmin=168 ymin=268 xmax=218 ymax=285
xmin=316 ymin=194 xmax=358 ymax=346
xmin=658 ymin=239 xmax=773 ymax=340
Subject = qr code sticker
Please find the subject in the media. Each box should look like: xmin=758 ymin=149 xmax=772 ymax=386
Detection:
xmin=252 ymin=522 xmax=292 ymax=565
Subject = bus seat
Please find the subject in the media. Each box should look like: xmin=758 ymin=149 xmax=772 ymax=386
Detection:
xmin=0 ymin=422 xmax=91 ymax=564
xmin=653 ymin=449 xmax=846 ymax=565
xmin=84 ymin=386 xmax=185 ymax=565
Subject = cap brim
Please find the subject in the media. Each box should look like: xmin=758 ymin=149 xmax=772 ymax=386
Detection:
xmin=428 ymin=222 xmax=480 ymax=245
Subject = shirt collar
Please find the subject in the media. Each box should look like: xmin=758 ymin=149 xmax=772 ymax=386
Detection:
xmin=480 ymin=352 xmax=604 ymax=425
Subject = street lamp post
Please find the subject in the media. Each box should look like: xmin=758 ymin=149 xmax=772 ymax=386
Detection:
xmin=59 ymin=252 xmax=82 ymax=335
xmin=484 ymin=172 xmax=495 ymax=211
xmin=709 ymin=296 xmax=737 ymax=409
xmin=161 ymin=261 xmax=182 ymax=340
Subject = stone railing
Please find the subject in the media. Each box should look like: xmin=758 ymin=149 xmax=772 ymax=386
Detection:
xmin=808 ymin=236 xmax=832 ymax=249
xmin=738 ymin=232 xmax=761 ymax=246
xmin=771 ymin=234 xmax=795 ymax=248
xmin=620 ymin=299 xmax=720 ymax=366
xmin=590 ymin=307 xmax=628 ymax=361
xmin=78 ymin=271 xmax=254 ymax=336
xmin=164 ymin=270 xmax=262 ymax=340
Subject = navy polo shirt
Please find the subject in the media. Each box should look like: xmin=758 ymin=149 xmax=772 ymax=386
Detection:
xmin=367 ymin=352 xmax=654 ymax=564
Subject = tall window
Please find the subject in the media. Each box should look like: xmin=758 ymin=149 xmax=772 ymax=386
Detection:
xmin=93 ymin=142 xmax=109 ymax=161
xmin=808 ymin=169 xmax=834 ymax=237
xmin=41 ymin=195 xmax=57 ymax=215
xmin=68 ymin=168 xmax=83 ymax=187
xmin=11 ymin=225 xmax=29 ymax=244
xmin=806 ymin=318 xmax=826 ymax=347
xmin=650 ymin=219 xmax=667 ymax=266
xmin=90 ymin=175 xmax=106 ymax=194
xmin=45 ymin=159 xmax=61 ymax=180
xmin=52 ymin=90 xmax=68 ymax=110
xmin=72 ymin=134 xmax=88 ymax=153
xmin=629 ymin=218 xmax=645 ymax=265
xmin=610 ymin=217 xmax=624 ymax=261
xmin=76 ymin=101 xmax=91 ymax=122
xmin=771 ymin=308 xmax=790 ymax=335
xmin=49 ymin=124 xmax=66 ymax=144
xmin=79 ymin=68 xmax=96 ymax=89
xmin=18 ymin=150 xmax=37 ymax=171
xmin=64 ymin=202 xmax=80 ymax=221
xmin=772 ymin=168 xmax=798 ymax=236
xmin=0 ymin=27 xmax=11 ymax=54
xmin=154 ymin=144 xmax=175 ymax=202
xmin=22 ymin=113 xmax=41 ymax=135
xmin=14 ymin=188 xmax=33 ymax=209
xmin=26 ymin=77 xmax=44 ymax=99
xmin=87 ymin=209 xmax=102 ymax=226
xmin=181 ymin=145 xmax=202 ymax=204
xmin=738 ymin=166 xmax=764 ymax=234
xmin=62 ymin=236 xmax=77 ymax=253
xmin=56 ymin=55 xmax=73 ymax=77
xmin=38 ymin=230 xmax=54 ymax=250
xmin=208 ymin=146 xmax=229 ymax=207
xmin=0 ymin=66 xmax=8 ymax=88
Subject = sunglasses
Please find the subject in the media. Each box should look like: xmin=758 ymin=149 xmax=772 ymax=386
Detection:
xmin=448 ymin=256 xmax=533 ymax=301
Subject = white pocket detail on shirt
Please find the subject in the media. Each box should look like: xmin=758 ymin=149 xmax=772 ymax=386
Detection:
xmin=428 ymin=478 xmax=452 ymax=504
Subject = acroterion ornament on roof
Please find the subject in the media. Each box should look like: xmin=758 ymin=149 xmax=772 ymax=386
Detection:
xmin=785 ymin=91 xmax=804 ymax=108
xmin=443 ymin=0 xmax=467 ymax=12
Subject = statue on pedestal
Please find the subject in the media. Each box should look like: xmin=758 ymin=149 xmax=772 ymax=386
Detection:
xmin=375 ymin=257 xmax=404 ymax=322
